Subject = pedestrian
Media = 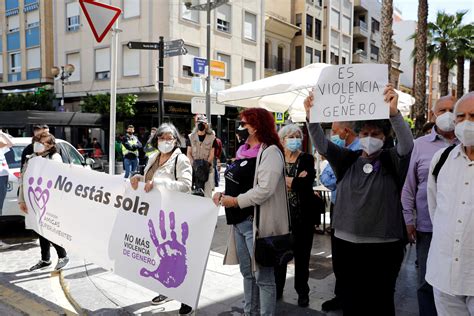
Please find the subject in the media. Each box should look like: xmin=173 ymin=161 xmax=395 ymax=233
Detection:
xmin=274 ymin=124 xmax=324 ymax=307
xmin=214 ymin=136 xmax=223 ymax=187
xmin=426 ymin=92 xmax=474 ymax=316
xmin=304 ymin=84 xmax=414 ymax=316
xmin=401 ymin=95 xmax=458 ymax=316
xmin=143 ymin=127 xmax=159 ymax=163
xmin=21 ymin=124 xmax=49 ymax=170
xmin=122 ymin=125 xmax=142 ymax=178
xmin=187 ymin=114 xmax=215 ymax=197
xmin=213 ymin=108 xmax=289 ymax=316
xmin=0 ymin=129 xmax=13 ymax=249
xmin=18 ymin=132 xmax=69 ymax=271
xmin=130 ymin=123 xmax=193 ymax=315
xmin=318 ymin=120 xmax=360 ymax=312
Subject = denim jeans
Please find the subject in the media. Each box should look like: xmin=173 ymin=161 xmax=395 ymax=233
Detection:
xmin=416 ymin=231 xmax=437 ymax=316
xmin=123 ymin=157 xmax=138 ymax=178
xmin=0 ymin=175 xmax=8 ymax=215
xmin=234 ymin=218 xmax=276 ymax=316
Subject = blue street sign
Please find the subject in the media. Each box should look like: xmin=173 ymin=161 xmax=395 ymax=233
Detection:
xmin=193 ymin=57 xmax=207 ymax=75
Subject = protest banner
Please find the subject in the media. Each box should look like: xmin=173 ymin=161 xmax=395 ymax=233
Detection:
xmin=310 ymin=64 xmax=388 ymax=123
xmin=23 ymin=157 xmax=218 ymax=308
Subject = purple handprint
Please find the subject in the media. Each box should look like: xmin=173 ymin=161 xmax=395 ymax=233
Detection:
xmin=27 ymin=177 xmax=53 ymax=223
xmin=140 ymin=210 xmax=189 ymax=288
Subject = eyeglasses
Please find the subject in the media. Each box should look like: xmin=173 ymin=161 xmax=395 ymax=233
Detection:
xmin=158 ymin=137 xmax=175 ymax=141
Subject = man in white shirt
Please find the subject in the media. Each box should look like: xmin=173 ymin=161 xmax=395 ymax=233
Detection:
xmin=426 ymin=92 xmax=474 ymax=316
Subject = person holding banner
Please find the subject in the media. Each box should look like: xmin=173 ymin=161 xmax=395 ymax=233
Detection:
xmin=304 ymin=84 xmax=413 ymax=315
xmin=130 ymin=122 xmax=193 ymax=315
xmin=213 ymin=108 xmax=289 ymax=316
xmin=18 ymin=132 xmax=70 ymax=272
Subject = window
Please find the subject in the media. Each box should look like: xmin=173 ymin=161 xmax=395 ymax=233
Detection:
xmin=295 ymin=46 xmax=302 ymax=69
xmin=8 ymin=15 xmax=20 ymax=32
xmin=95 ymin=47 xmax=110 ymax=79
xmin=305 ymin=47 xmax=313 ymax=65
xmin=216 ymin=53 xmax=231 ymax=82
xmin=370 ymin=45 xmax=379 ymax=61
xmin=26 ymin=10 xmax=40 ymax=28
xmin=264 ymin=42 xmax=270 ymax=69
xmin=342 ymin=16 xmax=351 ymax=34
xmin=66 ymin=52 xmax=80 ymax=82
xmin=181 ymin=45 xmax=199 ymax=77
xmin=277 ymin=46 xmax=284 ymax=72
xmin=216 ymin=4 xmax=231 ymax=33
xmin=9 ymin=52 xmax=21 ymax=73
xmin=371 ymin=18 xmax=380 ymax=32
xmin=0 ymin=56 xmax=3 ymax=76
xmin=306 ymin=14 xmax=313 ymax=38
xmin=66 ymin=2 xmax=80 ymax=32
xmin=27 ymin=47 xmax=40 ymax=70
xmin=295 ymin=14 xmax=302 ymax=36
xmin=314 ymin=50 xmax=321 ymax=63
xmin=342 ymin=57 xmax=346 ymax=64
xmin=331 ymin=9 xmax=340 ymax=29
xmin=181 ymin=2 xmax=199 ymax=23
xmin=123 ymin=0 xmax=140 ymax=18
xmin=315 ymin=19 xmax=322 ymax=41
xmin=243 ymin=60 xmax=256 ymax=83
xmin=123 ymin=46 xmax=139 ymax=76
xmin=244 ymin=11 xmax=257 ymax=41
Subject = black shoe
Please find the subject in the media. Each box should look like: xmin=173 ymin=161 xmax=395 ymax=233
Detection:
xmin=151 ymin=294 xmax=172 ymax=305
xmin=29 ymin=260 xmax=52 ymax=271
xmin=321 ymin=296 xmax=342 ymax=311
xmin=298 ymin=295 xmax=309 ymax=307
xmin=178 ymin=303 xmax=193 ymax=315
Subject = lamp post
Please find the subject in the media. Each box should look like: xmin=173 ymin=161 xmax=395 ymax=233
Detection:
xmin=51 ymin=64 xmax=75 ymax=112
xmin=185 ymin=0 xmax=228 ymax=121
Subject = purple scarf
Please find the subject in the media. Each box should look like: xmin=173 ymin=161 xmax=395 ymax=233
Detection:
xmin=236 ymin=143 xmax=261 ymax=159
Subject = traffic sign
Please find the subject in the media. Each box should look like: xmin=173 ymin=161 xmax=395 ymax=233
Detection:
xmin=164 ymin=39 xmax=184 ymax=50
xmin=79 ymin=0 xmax=122 ymax=43
xmin=210 ymin=60 xmax=226 ymax=78
xmin=193 ymin=58 xmax=207 ymax=75
xmin=191 ymin=97 xmax=225 ymax=115
xmin=127 ymin=41 xmax=159 ymax=50
xmin=275 ymin=112 xmax=284 ymax=124
xmin=164 ymin=47 xmax=187 ymax=58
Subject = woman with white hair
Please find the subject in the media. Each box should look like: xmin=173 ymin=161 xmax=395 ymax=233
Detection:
xmin=274 ymin=124 xmax=324 ymax=307
xmin=130 ymin=122 xmax=193 ymax=315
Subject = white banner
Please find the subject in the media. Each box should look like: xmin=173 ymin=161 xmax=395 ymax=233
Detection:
xmin=23 ymin=157 xmax=218 ymax=307
xmin=311 ymin=64 xmax=389 ymax=123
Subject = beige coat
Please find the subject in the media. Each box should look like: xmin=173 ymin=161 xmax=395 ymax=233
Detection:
xmin=223 ymin=144 xmax=290 ymax=270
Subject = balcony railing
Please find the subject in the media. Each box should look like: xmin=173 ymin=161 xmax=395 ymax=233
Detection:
xmin=354 ymin=20 xmax=368 ymax=32
xmin=265 ymin=56 xmax=291 ymax=73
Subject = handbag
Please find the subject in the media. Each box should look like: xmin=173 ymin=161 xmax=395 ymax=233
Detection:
xmin=254 ymin=147 xmax=294 ymax=267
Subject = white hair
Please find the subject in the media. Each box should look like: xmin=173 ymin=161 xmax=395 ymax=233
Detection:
xmin=432 ymin=95 xmax=456 ymax=112
xmin=278 ymin=124 xmax=303 ymax=141
xmin=454 ymin=92 xmax=474 ymax=114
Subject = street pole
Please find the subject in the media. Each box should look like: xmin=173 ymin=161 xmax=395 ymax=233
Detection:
xmin=158 ymin=36 xmax=164 ymax=126
xmin=205 ymin=0 xmax=211 ymax=121
xmin=61 ymin=67 xmax=65 ymax=112
xmin=108 ymin=21 xmax=119 ymax=175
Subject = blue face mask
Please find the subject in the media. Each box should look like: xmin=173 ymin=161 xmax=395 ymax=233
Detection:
xmin=286 ymin=138 xmax=302 ymax=152
xmin=331 ymin=134 xmax=345 ymax=147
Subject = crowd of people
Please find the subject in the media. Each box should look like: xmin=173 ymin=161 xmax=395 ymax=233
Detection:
xmin=1 ymin=87 xmax=472 ymax=316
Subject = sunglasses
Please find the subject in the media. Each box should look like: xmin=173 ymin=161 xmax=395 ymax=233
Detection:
xmin=239 ymin=121 xmax=249 ymax=127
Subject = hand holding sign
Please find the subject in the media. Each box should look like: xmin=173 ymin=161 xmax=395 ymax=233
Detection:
xmin=384 ymin=84 xmax=399 ymax=117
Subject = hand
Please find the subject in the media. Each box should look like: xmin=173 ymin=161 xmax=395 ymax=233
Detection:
xmin=221 ymin=195 xmax=238 ymax=208
xmin=298 ymin=171 xmax=308 ymax=178
xmin=144 ymin=180 xmax=154 ymax=193
xmin=285 ymin=177 xmax=294 ymax=189
xmin=130 ymin=176 xmax=140 ymax=190
xmin=384 ymin=84 xmax=399 ymax=117
xmin=19 ymin=202 xmax=28 ymax=214
xmin=212 ymin=192 xmax=222 ymax=206
xmin=406 ymin=225 xmax=416 ymax=243
xmin=303 ymin=91 xmax=314 ymax=119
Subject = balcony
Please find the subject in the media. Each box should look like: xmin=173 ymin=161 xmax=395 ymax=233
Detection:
xmin=354 ymin=20 xmax=368 ymax=38
xmin=354 ymin=0 xmax=369 ymax=12
xmin=352 ymin=50 xmax=368 ymax=63
xmin=265 ymin=55 xmax=291 ymax=76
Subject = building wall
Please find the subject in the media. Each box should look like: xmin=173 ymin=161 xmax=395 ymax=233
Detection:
xmin=324 ymin=0 xmax=353 ymax=65
xmin=393 ymin=20 xmax=416 ymax=89
xmin=352 ymin=0 xmax=381 ymax=64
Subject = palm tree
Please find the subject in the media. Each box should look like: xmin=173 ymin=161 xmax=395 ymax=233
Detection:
xmin=414 ymin=0 xmax=428 ymax=134
xmin=470 ymin=58 xmax=474 ymax=92
xmin=380 ymin=0 xmax=393 ymax=83
xmin=452 ymin=23 xmax=473 ymax=98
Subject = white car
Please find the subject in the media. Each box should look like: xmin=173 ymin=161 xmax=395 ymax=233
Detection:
xmin=1 ymin=137 xmax=94 ymax=222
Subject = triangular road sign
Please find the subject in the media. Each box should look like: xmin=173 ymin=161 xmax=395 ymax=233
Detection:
xmin=79 ymin=0 xmax=122 ymax=43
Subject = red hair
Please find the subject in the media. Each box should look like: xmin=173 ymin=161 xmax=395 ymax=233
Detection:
xmin=241 ymin=108 xmax=284 ymax=153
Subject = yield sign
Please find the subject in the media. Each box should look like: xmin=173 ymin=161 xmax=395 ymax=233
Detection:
xmin=79 ymin=0 xmax=122 ymax=43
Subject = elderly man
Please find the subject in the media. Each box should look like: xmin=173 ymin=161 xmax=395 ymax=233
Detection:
xmin=401 ymin=95 xmax=458 ymax=316
xmin=426 ymin=92 xmax=474 ymax=315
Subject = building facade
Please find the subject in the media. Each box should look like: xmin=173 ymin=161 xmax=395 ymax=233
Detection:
xmin=352 ymin=0 xmax=380 ymax=64
xmin=323 ymin=0 xmax=353 ymax=65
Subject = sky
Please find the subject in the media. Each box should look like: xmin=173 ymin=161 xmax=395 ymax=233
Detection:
xmin=393 ymin=0 xmax=474 ymax=23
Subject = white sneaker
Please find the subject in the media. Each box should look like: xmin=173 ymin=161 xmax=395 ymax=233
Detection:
xmin=0 ymin=241 xmax=12 ymax=250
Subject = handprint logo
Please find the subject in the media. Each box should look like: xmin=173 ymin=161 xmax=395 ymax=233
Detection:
xmin=26 ymin=177 xmax=53 ymax=223
xmin=140 ymin=210 xmax=189 ymax=288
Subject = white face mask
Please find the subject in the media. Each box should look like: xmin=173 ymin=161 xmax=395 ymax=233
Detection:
xmin=158 ymin=140 xmax=175 ymax=154
xmin=455 ymin=121 xmax=474 ymax=146
xmin=359 ymin=137 xmax=384 ymax=156
xmin=33 ymin=142 xmax=46 ymax=153
xmin=435 ymin=112 xmax=455 ymax=132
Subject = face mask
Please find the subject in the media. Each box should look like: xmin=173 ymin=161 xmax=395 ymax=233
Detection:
xmin=158 ymin=140 xmax=175 ymax=154
xmin=237 ymin=128 xmax=249 ymax=142
xmin=330 ymin=134 xmax=345 ymax=147
xmin=435 ymin=112 xmax=455 ymax=132
xmin=198 ymin=123 xmax=206 ymax=131
xmin=33 ymin=142 xmax=46 ymax=153
xmin=359 ymin=137 xmax=384 ymax=156
xmin=455 ymin=121 xmax=474 ymax=146
xmin=286 ymin=138 xmax=302 ymax=152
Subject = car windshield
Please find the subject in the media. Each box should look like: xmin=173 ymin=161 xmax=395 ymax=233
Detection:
xmin=4 ymin=145 xmax=26 ymax=169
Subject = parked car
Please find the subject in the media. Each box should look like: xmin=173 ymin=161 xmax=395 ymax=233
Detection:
xmin=1 ymin=137 xmax=94 ymax=224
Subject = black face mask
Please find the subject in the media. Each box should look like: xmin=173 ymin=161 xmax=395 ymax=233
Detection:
xmin=198 ymin=123 xmax=206 ymax=131
xmin=237 ymin=129 xmax=249 ymax=143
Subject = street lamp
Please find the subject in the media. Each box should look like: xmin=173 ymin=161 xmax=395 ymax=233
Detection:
xmin=184 ymin=0 xmax=228 ymax=121
xmin=51 ymin=64 xmax=75 ymax=112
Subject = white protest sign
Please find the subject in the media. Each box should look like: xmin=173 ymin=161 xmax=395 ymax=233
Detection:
xmin=311 ymin=64 xmax=388 ymax=123
xmin=23 ymin=157 xmax=218 ymax=307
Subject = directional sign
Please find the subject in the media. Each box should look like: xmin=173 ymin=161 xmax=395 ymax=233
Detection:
xmin=210 ymin=60 xmax=226 ymax=78
xmin=164 ymin=39 xmax=184 ymax=50
xmin=79 ymin=0 xmax=122 ymax=43
xmin=127 ymin=41 xmax=159 ymax=50
xmin=193 ymin=57 xmax=207 ymax=75
xmin=164 ymin=47 xmax=187 ymax=58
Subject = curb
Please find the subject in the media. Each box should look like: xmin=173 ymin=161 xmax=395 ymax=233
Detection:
xmin=58 ymin=270 xmax=87 ymax=316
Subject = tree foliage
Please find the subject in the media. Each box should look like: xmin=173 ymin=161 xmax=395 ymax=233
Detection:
xmin=0 ymin=90 xmax=55 ymax=111
xmin=81 ymin=93 xmax=138 ymax=117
